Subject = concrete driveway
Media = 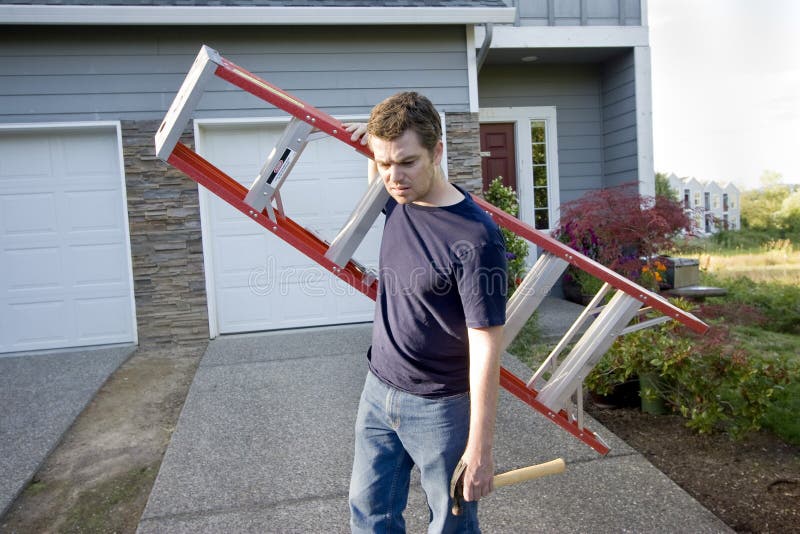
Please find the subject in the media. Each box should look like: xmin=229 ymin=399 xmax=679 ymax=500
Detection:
xmin=0 ymin=344 xmax=135 ymax=516
xmin=137 ymin=323 xmax=730 ymax=533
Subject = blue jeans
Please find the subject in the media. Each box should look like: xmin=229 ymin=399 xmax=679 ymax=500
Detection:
xmin=349 ymin=371 xmax=480 ymax=533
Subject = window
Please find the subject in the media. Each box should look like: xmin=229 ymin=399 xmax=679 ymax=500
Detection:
xmin=683 ymin=189 xmax=690 ymax=209
xmin=723 ymin=193 xmax=729 ymax=212
xmin=712 ymin=194 xmax=719 ymax=210
xmin=694 ymin=192 xmax=701 ymax=208
xmin=531 ymin=121 xmax=549 ymax=229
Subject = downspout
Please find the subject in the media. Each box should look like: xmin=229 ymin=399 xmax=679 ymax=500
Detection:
xmin=476 ymin=22 xmax=493 ymax=72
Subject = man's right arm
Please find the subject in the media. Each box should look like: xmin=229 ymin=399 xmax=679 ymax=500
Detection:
xmin=344 ymin=122 xmax=378 ymax=184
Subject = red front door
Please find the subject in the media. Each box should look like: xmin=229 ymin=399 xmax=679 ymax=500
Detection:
xmin=480 ymin=123 xmax=517 ymax=192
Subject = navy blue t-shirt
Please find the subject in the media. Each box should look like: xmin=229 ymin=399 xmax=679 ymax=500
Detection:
xmin=368 ymin=186 xmax=507 ymax=398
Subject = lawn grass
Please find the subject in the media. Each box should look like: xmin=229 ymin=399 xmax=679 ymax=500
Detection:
xmin=728 ymin=324 xmax=800 ymax=444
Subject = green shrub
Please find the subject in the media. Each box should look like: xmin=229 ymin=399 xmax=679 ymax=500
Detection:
xmin=585 ymin=300 xmax=796 ymax=439
xmin=484 ymin=178 xmax=529 ymax=296
xmin=702 ymin=272 xmax=800 ymax=335
xmin=761 ymin=381 xmax=800 ymax=445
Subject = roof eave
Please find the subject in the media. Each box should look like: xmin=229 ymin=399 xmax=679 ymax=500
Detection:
xmin=0 ymin=5 xmax=517 ymax=25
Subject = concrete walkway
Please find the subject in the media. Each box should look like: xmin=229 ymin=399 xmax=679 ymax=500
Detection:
xmin=138 ymin=305 xmax=731 ymax=533
xmin=0 ymin=344 xmax=135 ymax=516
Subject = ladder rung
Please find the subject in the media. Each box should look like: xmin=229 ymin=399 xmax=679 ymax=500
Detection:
xmin=501 ymin=252 xmax=569 ymax=352
xmin=155 ymin=45 xmax=220 ymax=160
xmin=244 ymin=118 xmax=315 ymax=218
xmin=528 ymin=282 xmax=612 ymax=388
xmin=620 ymin=315 xmax=671 ymax=335
xmin=536 ymin=291 xmax=643 ymax=411
xmin=325 ymin=179 xmax=389 ymax=268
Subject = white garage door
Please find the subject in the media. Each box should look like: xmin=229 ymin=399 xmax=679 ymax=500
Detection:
xmin=0 ymin=124 xmax=136 ymax=353
xmin=197 ymin=120 xmax=380 ymax=335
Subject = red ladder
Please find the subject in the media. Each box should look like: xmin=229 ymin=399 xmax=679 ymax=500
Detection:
xmin=156 ymin=46 xmax=708 ymax=456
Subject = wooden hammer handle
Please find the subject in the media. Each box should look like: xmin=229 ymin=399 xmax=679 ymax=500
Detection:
xmin=493 ymin=458 xmax=566 ymax=489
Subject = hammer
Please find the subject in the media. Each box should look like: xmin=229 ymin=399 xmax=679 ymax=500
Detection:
xmin=449 ymin=458 xmax=566 ymax=515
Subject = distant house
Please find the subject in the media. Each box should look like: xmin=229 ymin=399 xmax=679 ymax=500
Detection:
xmin=667 ymin=173 xmax=740 ymax=234
xmin=0 ymin=0 xmax=657 ymax=354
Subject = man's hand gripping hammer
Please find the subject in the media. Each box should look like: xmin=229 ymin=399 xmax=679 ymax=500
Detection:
xmin=449 ymin=458 xmax=566 ymax=515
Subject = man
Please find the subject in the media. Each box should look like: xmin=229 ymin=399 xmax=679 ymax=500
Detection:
xmin=345 ymin=92 xmax=507 ymax=533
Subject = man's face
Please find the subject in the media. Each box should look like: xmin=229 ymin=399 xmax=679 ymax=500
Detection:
xmin=369 ymin=129 xmax=443 ymax=205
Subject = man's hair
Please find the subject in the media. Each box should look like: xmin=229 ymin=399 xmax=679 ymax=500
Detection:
xmin=367 ymin=91 xmax=442 ymax=153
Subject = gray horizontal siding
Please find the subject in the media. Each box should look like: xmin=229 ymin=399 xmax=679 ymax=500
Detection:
xmin=0 ymin=25 xmax=470 ymax=123
xmin=601 ymin=50 xmax=637 ymax=188
xmin=0 ymin=0 xmax=507 ymax=6
xmin=509 ymin=0 xmax=641 ymax=26
xmin=478 ymin=63 xmax=604 ymax=203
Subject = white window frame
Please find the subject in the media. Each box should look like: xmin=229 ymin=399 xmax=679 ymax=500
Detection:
xmin=478 ymin=106 xmax=560 ymax=235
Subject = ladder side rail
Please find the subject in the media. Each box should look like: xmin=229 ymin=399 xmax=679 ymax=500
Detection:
xmin=499 ymin=367 xmax=610 ymax=455
xmin=325 ymin=179 xmax=390 ymax=268
xmin=213 ymin=56 xmax=375 ymax=161
xmin=536 ymin=292 xmax=643 ymax=410
xmin=527 ymin=282 xmax=612 ymax=388
xmin=168 ymin=142 xmax=379 ymax=301
xmin=155 ymin=45 xmax=221 ymax=160
xmin=472 ymin=196 xmax=708 ymax=334
xmin=501 ymin=253 xmax=569 ymax=351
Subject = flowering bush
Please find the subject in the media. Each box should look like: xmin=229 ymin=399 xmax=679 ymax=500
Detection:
xmin=553 ymin=184 xmax=694 ymax=292
xmin=638 ymin=259 xmax=667 ymax=291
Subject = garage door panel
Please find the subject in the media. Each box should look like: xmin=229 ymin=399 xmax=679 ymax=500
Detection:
xmin=216 ymin=235 xmax=268 ymax=275
xmin=5 ymin=300 xmax=72 ymax=349
xmin=1 ymin=193 xmax=58 ymax=235
xmin=200 ymin=120 xmax=379 ymax=334
xmin=217 ymin=287 xmax=274 ymax=331
xmin=65 ymin=190 xmax=124 ymax=232
xmin=0 ymin=134 xmax=52 ymax=180
xmin=4 ymin=247 xmax=62 ymax=292
xmin=280 ymin=283 xmax=329 ymax=320
xmin=67 ymin=243 xmax=129 ymax=287
xmin=280 ymin=180 xmax=327 ymax=219
xmin=62 ymin=133 xmax=120 ymax=178
xmin=0 ymin=126 xmax=135 ymax=353
xmin=74 ymin=296 xmax=133 ymax=340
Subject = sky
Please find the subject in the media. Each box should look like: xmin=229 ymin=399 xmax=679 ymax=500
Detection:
xmin=647 ymin=0 xmax=800 ymax=190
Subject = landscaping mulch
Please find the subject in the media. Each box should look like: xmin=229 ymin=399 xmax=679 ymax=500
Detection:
xmin=587 ymin=404 xmax=800 ymax=534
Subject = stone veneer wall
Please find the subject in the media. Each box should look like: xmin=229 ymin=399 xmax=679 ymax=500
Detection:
xmin=445 ymin=112 xmax=483 ymax=196
xmin=122 ymin=121 xmax=209 ymax=347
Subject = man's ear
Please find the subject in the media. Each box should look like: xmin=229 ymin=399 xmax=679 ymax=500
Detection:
xmin=433 ymin=140 xmax=444 ymax=166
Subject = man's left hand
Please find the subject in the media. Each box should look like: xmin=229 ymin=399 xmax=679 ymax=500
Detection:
xmin=460 ymin=450 xmax=495 ymax=501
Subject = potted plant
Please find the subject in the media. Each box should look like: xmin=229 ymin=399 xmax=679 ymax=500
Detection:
xmin=584 ymin=302 xmax=694 ymax=414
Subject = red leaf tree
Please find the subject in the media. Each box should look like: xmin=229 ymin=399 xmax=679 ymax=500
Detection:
xmin=553 ymin=184 xmax=695 ymax=288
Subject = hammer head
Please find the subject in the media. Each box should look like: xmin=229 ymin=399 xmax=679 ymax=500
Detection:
xmin=449 ymin=459 xmax=467 ymax=515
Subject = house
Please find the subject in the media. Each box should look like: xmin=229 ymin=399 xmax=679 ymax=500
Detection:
xmin=0 ymin=0 xmax=655 ymax=354
xmin=722 ymin=182 xmax=741 ymax=230
xmin=666 ymin=173 xmax=740 ymax=234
